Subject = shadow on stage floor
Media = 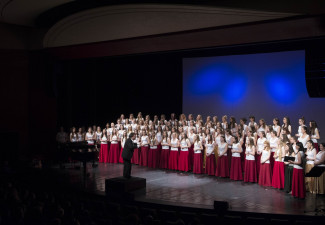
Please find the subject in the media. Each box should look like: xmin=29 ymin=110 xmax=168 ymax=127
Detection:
xmin=53 ymin=162 xmax=325 ymax=216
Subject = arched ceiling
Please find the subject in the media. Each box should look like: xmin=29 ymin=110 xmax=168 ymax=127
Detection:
xmin=1 ymin=0 xmax=325 ymax=28
xmin=1 ymin=0 xmax=325 ymax=48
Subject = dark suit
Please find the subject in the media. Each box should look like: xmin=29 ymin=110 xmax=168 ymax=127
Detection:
xmin=122 ymin=138 xmax=137 ymax=178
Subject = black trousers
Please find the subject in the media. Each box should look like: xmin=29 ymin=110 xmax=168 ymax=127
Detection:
xmin=123 ymin=158 xmax=132 ymax=178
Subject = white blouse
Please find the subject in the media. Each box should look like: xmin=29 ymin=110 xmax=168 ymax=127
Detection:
xmin=206 ymin=142 xmax=215 ymax=154
xmin=245 ymin=146 xmax=255 ymax=160
xmin=194 ymin=141 xmax=202 ymax=153
xmin=306 ymin=148 xmax=316 ymax=165
xmin=218 ymin=142 xmax=227 ymax=156
xmin=170 ymin=138 xmax=179 ymax=151
xmin=232 ymin=143 xmax=241 ymax=157
xmin=257 ymin=137 xmax=266 ymax=153
xmin=261 ymin=150 xmax=270 ymax=164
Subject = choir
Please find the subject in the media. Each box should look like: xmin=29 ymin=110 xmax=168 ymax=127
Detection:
xmin=57 ymin=113 xmax=325 ymax=199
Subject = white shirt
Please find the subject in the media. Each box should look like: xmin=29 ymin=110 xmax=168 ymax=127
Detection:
xmin=261 ymin=150 xmax=270 ymax=164
xmin=257 ymin=137 xmax=266 ymax=154
xmin=194 ymin=141 xmax=202 ymax=153
xmin=101 ymin=136 xmax=108 ymax=144
xmin=306 ymin=148 xmax=316 ymax=165
xmin=170 ymin=138 xmax=179 ymax=151
xmin=269 ymin=137 xmax=278 ymax=152
xmin=206 ymin=142 xmax=215 ymax=154
xmin=294 ymin=153 xmax=303 ymax=169
xmin=161 ymin=138 xmax=170 ymax=150
xmin=218 ymin=142 xmax=227 ymax=156
xmin=180 ymin=139 xmax=189 ymax=151
xmin=232 ymin=143 xmax=241 ymax=157
xmin=298 ymin=134 xmax=310 ymax=148
xmin=245 ymin=146 xmax=255 ymax=160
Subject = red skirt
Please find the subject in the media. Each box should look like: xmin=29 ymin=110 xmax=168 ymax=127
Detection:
xmin=205 ymin=154 xmax=216 ymax=175
xmin=148 ymin=148 xmax=159 ymax=168
xmin=139 ymin=146 xmax=149 ymax=166
xmin=131 ymin=148 xmax=140 ymax=164
xmin=272 ymin=161 xmax=285 ymax=189
xmin=178 ymin=151 xmax=190 ymax=171
xmin=258 ymin=163 xmax=272 ymax=187
xmin=193 ymin=153 xmax=203 ymax=174
xmin=292 ymin=168 xmax=306 ymax=199
xmin=244 ymin=160 xmax=257 ymax=183
xmin=119 ymin=147 xmax=124 ymax=163
xmin=255 ymin=154 xmax=261 ymax=177
xmin=168 ymin=151 xmax=179 ymax=170
xmin=99 ymin=143 xmax=109 ymax=163
xmin=230 ymin=157 xmax=243 ymax=180
xmin=108 ymin=143 xmax=120 ymax=163
xmin=216 ymin=155 xmax=229 ymax=177
xmin=188 ymin=145 xmax=194 ymax=170
xmin=270 ymin=152 xmax=275 ymax=171
xmin=159 ymin=148 xmax=170 ymax=169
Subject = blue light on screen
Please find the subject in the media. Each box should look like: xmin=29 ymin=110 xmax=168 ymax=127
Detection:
xmin=182 ymin=50 xmax=325 ymax=132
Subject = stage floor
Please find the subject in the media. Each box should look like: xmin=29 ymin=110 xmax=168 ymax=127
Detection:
xmin=54 ymin=162 xmax=325 ymax=215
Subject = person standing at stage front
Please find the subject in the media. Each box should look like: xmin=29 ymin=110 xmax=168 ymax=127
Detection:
xmin=168 ymin=132 xmax=179 ymax=170
xmin=193 ymin=135 xmax=203 ymax=174
xmin=259 ymin=141 xmax=272 ymax=187
xmin=122 ymin=133 xmax=137 ymax=178
xmin=230 ymin=136 xmax=243 ymax=181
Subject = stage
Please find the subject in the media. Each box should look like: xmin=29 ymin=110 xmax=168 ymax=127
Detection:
xmin=54 ymin=162 xmax=325 ymax=216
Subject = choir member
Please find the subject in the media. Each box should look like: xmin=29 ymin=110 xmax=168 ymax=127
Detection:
xmin=193 ymin=135 xmax=203 ymax=174
xmin=248 ymin=115 xmax=257 ymax=131
xmin=108 ymin=129 xmax=120 ymax=163
xmin=221 ymin=115 xmax=228 ymax=130
xmin=230 ymin=136 xmax=243 ymax=181
xmin=305 ymin=140 xmax=316 ymax=193
xmin=269 ymin=131 xmax=279 ymax=170
xmin=309 ymin=120 xmax=320 ymax=151
xmin=289 ymin=142 xmax=306 ymax=199
xmin=119 ymin=131 xmax=127 ymax=163
xmin=271 ymin=139 xmax=285 ymax=189
xmin=244 ymin=138 xmax=257 ymax=183
xmin=284 ymin=143 xmax=295 ymax=193
xmin=178 ymin=133 xmax=191 ymax=172
xmin=229 ymin=116 xmax=238 ymax=135
xmin=139 ymin=130 xmax=150 ymax=166
xmin=70 ymin=127 xmax=77 ymax=142
xmin=168 ymin=132 xmax=179 ymax=170
xmin=148 ymin=133 xmax=159 ymax=168
xmin=205 ymin=134 xmax=216 ymax=175
xmin=99 ymin=129 xmax=109 ymax=163
xmin=259 ymin=141 xmax=272 ymax=187
xmin=77 ymin=128 xmax=84 ymax=142
xmin=296 ymin=116 xmax=306 ymax=138
xmin=282 ymin=116 xmax=291 ymax=134
xmin=257 ymin=119 xmax=267 ymax=133
xmin=314 ymin=143 xmax=325 ymax=194
xmin=298 ymin=126 xmax=310 ymax=148
xmin=159 ymin=131 xmax=170 ymax=169
xmin=256 ymin=131 xmax=267 ymax=177
xmin=85 ymin=127 xmax=95 ymax=146
xmin=272 ymin=118 xmax=281 ymax=137
xmin=216 ymin=136 xmax=229 ymax=177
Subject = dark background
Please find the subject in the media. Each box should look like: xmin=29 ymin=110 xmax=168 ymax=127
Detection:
xmin=1 ymin=36 xmax=325 ymax=160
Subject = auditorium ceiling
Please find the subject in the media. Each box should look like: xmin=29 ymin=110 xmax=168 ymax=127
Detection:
xmin=1 ymin=0 xmax=324 ymax=47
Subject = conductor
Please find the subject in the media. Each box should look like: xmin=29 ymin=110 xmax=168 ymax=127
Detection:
xmin=122 ymin=133 xmax=137 ymax=178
